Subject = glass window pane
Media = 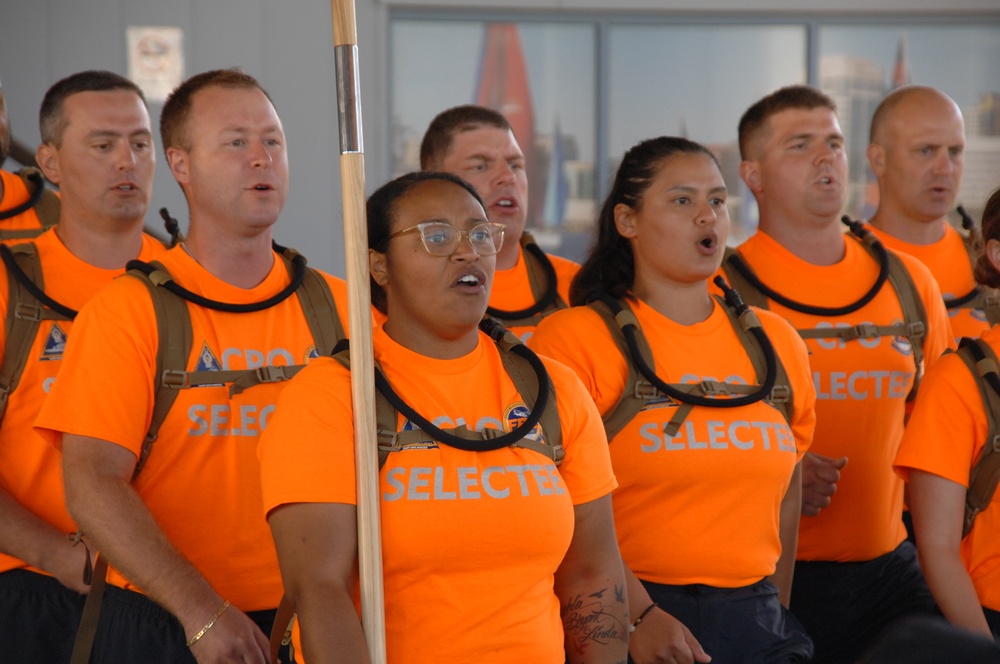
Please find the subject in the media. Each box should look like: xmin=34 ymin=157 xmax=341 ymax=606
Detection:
xmin=390 ymin=19 xmax=597 ymax=260
xmin=608 ymin=24 xmax=807 ymax=243
xmin=819 ymin=23 xmax=1000 ymax=222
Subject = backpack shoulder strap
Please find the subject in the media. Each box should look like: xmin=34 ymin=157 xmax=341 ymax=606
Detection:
xmin=878 ymin=243 xmax=928 ymax=401
xmin=955 ymin=337 xmax=1000 ymax=537
xmin=983 ymin=291 xmax=1000 ymax=327
xmin=126 ymin=261 xmax=193 ymax=481
xmin=278 ymin=246 xmax=345 ymax=357
xmin=330 ymin=341 xmax=401 ymax=471
xmin=586 ymin=298 xmax=660 ymax=442
xmin=521 ymin=231 xmax=568 ymax=310
xmin=721 ymin=246 xmax=770 ymax=310
xmin=0 ymin=242 xmax=71 ymax=420
xmin=712 ymin=294 xmax=793 ymax=424
xmin=486 ymin=233 xmax=565 ymax=329
xmin=25 ymin=170 xmax=61 ymax=231
xmin=490 ymin=324 xmax=563 ymax=464
xmin=338 ymin=323 xmax=565 ymax=471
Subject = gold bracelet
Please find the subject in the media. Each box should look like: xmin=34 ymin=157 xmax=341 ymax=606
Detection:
xmin=186 ymin=600 xmax=231 ymax=648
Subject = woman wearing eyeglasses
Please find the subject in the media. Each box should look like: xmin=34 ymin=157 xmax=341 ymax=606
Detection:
xmin=258 ymin=171 xmax=628 ymax=664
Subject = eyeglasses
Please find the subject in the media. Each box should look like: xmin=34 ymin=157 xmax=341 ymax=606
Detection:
xmin=384 ymin=221 xmax=506 ymax=257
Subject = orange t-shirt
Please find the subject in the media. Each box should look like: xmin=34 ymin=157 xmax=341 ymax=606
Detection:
xmin=490 ymin=245 xmax=578 ymax=342
xmin=0 ymin=229 xmax=164 ymax=576
xmin=721 ymin=231 xmax=953 ymax=562
xmin=870 ymin=224 xmax=988 ymax=342
xmin=894 ymin=324 xmax=1000 ymax=612
xmin=259 ymin=324 xmax=616 ymax=664
xmin=530 ymin=298 xmax=815 ymax=587
xmin=0 ymin=170 xmax=53 ymax=239
xmin=35 ymin=246 xmax=349 ymax=611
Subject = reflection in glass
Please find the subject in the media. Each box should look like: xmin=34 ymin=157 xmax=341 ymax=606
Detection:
xmin=390 ymin=19 xmax=597 ymax=261
xmin=608 ymin=23 xmax=806 ymax=244
xmin=819 ymin=24 xmax=1000 ymax=223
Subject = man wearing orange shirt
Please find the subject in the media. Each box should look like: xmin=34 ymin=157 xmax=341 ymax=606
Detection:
xmin=421 ymin=105 xmax=579 ymax=341
xmin=723 ymin=85 xmax=952 ymax=664
xmin=0 ymin=77 xmax=60 ymax=238
xmin=866 ymin=86 xmax=982 ymax=341
xmin=36 ymin=69 xmax=348 ymax=663
xmin=0 ymin=69 xmax=163 ymax=662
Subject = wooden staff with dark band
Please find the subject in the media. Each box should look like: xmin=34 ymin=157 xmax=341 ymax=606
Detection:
xmin=331 ymin=0 xmax=387 ymax=661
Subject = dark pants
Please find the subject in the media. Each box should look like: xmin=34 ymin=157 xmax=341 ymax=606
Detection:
xmin=0 ymin=568 xmax=86 ymax=664
xmin=89 ymin=585 xmax=287 ymax=663
xmin=634 ymin=577 xmax=813 ymax=664
xmin=790 ymin=541 xmax=936 ymax=664
xmin=857 ymin=614 xmax=1000 ymax=663
xmin=985 ymin=606 xmax=1000 ymax=642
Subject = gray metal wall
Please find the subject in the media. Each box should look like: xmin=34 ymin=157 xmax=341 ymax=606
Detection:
xmin=0 ymin=0 xmax=390 ymax=275
xmin=1 ymin=0 xmax=995 ymax=275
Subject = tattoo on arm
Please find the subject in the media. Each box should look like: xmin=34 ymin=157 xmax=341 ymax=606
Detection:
xmin=561 ymin=585 xmax=629 ymax=658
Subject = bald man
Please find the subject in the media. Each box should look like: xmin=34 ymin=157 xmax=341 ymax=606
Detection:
xmin=866 ymin=86 xmax=984 ymax=340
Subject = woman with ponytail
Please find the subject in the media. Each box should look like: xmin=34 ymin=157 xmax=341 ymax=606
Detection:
xmin=530 ymin=136 xmax=816 ymax=663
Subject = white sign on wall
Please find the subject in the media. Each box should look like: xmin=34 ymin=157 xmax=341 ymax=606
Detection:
xmin=127 ymin=26 xmax=184 ymax=103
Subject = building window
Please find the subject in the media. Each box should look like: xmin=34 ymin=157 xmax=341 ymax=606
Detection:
xmin=389 ymin=12 xmax=1000 ymax=257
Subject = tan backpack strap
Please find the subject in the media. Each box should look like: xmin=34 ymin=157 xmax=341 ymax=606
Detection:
xmin=269 ymin=594 xmax=297 ymax=664
xmin=955 ymin=338 xmax=1000 ymax=538
xmin=588 ymin=299 xmax=663 ymax=442
xmin=278 ymin=247 xmax=345 ymax=357
xmin=958 ymin=206 xmax=981 ymax=269
xmin=883 ymin=251 xmax=928 ymax=401
xmin=983 ymin=291 xmax=1000 ymax=327
xmin=722 ymin=247 xmax=770 ymax=311
xmin=70 ymin=554 xmax=109 ymax=664
xmin=128 ymin=262 xmax=193 ymax=480
xmin=712 ymin=294 xmax=793 ymax=424
xmin=486 ymin=233 xmax=565 ymax=329
xmin=491 ymin=323 xmax=563 ymax=464
xmin=796 ymin=321 xmax=922 ymax=343
xmin=521 ymin=231 xmax=567 ymax=310
xmin=33 ymin=185 xmax=61 ymax=231
xmin=332 ymin=343 xmax=398 ymax=471
xmin=0 ymin=243 xmax=71 ymax=421
xmin=343 ymin=321 xmax=564 ymax=469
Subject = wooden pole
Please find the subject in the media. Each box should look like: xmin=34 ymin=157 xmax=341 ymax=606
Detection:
xmin=330 ymin=1 xmax=386 ymax=661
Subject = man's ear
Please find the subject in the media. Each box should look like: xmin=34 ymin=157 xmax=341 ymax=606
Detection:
xmin=867 ymin=143 xmax=886 ymax=177
xmin=166 ymin=146 xmax=191 ymax=185
xmin=739 ymin=160 xmax=762 ymax=194
xmin=35 ymin=143 xmax=61 ymax=185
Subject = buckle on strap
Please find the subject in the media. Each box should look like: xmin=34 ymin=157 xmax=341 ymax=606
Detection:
xmin=769 ymin=385 xmax=791 ymax=403
xmin=377 ymin=430 xmax=402 ymax=453
xmin=254 ymin=365 xmax=290 ymax=383
xmin=160 ymin=369 xmax=190 ymax=389
xmin=14 ymin=301 xmax=42 ymax=322
xmin=699 ymin=379 xmax=730 ymax=396
xmin=906 ymin=321 xmax=926 ymax=338
xmin=634 ymin=380 xmax=658 ymax=400
xmin=853 ymin=322 xmax=880 ymax=339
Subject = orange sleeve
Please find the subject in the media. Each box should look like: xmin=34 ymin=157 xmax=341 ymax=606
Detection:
xmin=894 ymin=349 xmax=983 ymax=487
xmin=259 ymin=357 xmax=356 ymax=517
xmin=34 ymin=275 xmax=159 ymax=454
